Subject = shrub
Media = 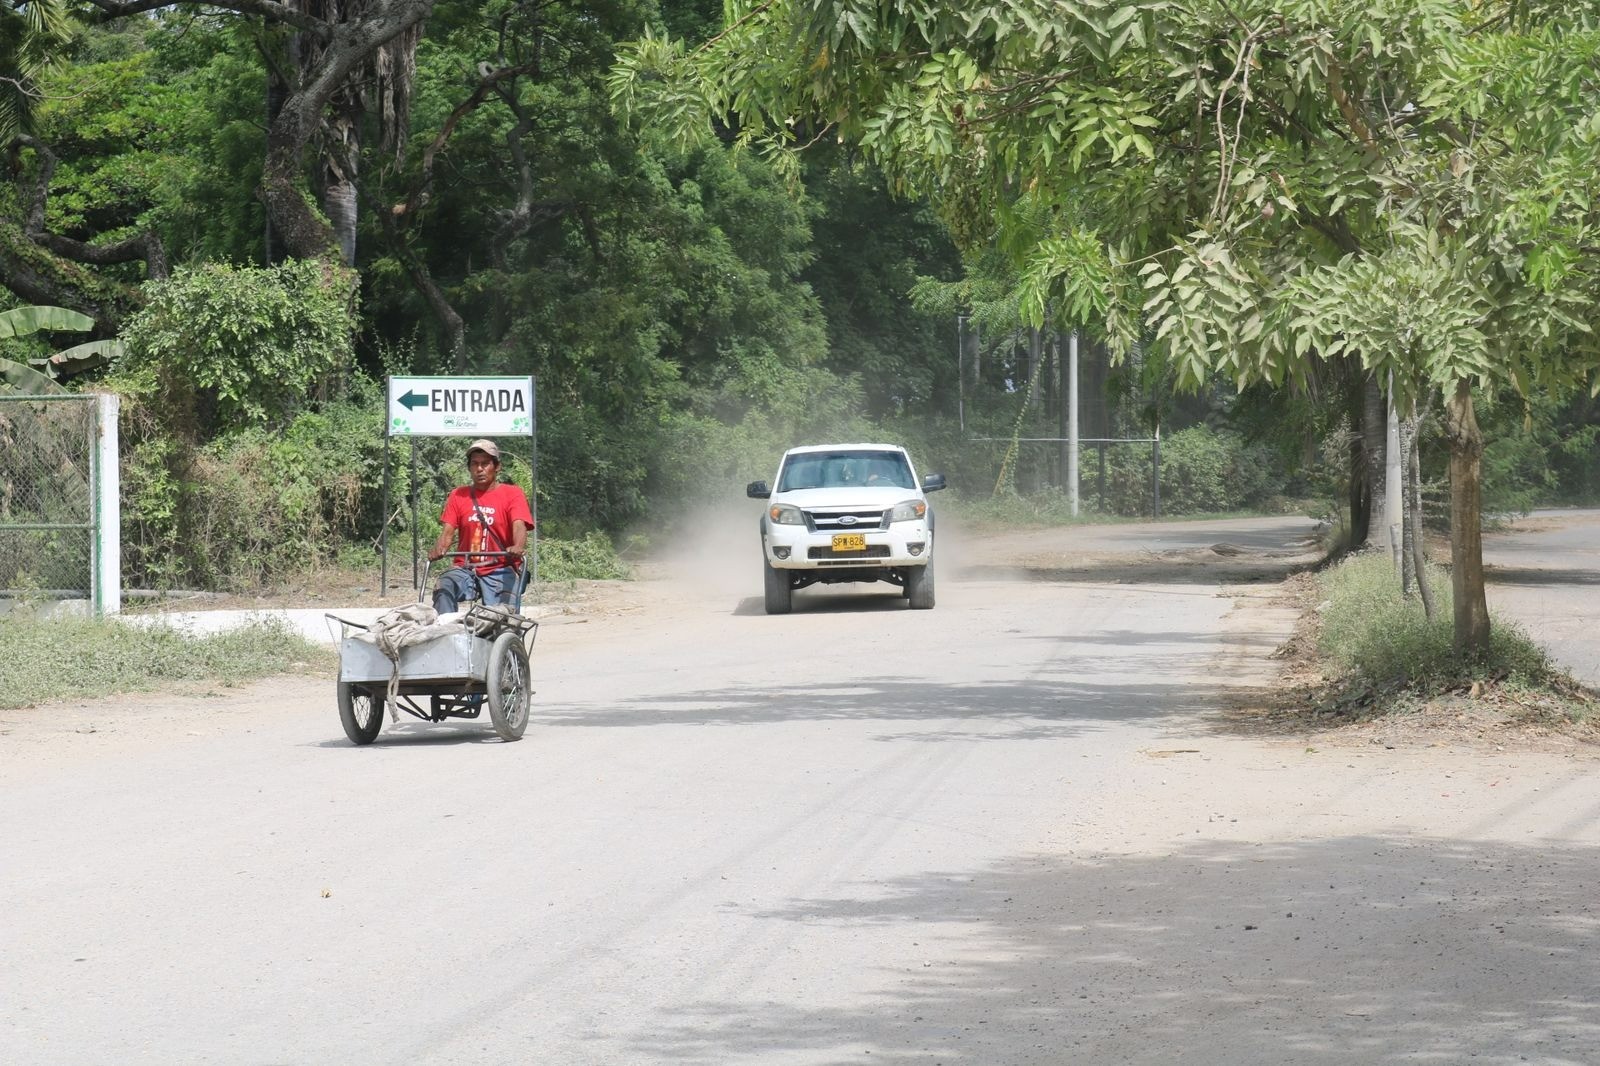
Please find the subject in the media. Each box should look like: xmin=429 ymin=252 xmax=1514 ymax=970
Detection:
xmin=1316 ymin=552 xmax=1557 ymax=693
xmin=1099 ymin=425 xmax=1282 ymax=516
xmin=114 ymin=372 xmax=387 ymax=591
xmin=120 ymin=260 xmax=356 ymax=427
xmin=534 ymin=532 xmax=631 ymax=582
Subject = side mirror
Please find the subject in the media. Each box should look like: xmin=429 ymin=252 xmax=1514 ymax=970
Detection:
xmin=921 ymin=473 xmax=947 ymax=493
xmin=746 ymin=480 xmax=771 ymax=499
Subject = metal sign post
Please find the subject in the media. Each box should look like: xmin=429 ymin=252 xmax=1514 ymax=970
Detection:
xmin=382 ymin=375 xmax=538 ymax=598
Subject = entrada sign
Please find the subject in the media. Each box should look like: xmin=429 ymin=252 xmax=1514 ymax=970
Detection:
xmin=387 ymin=375 xmax=535 ymax=437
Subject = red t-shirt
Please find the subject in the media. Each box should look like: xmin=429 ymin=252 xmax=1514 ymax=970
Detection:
xmin=441 ymin=483 xmax=534 ymax=575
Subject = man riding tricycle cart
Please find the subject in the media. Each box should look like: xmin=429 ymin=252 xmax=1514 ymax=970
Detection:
xmin=327 ymin=439 xmax=537 ymax=744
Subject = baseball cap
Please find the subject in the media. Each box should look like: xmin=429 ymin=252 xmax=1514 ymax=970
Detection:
xmin=466 ymin=438 xmax=501 ymax=461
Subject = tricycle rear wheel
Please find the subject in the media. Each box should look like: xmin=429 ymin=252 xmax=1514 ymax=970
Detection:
xmin=486 ymin=631 xmax=530 ymax=741
xmin=337 ymin=681 xmax=385 ymax=745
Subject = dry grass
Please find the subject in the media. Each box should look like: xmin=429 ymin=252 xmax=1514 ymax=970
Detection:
xmin=1229 ymin=564 xmax=1600 ymax=753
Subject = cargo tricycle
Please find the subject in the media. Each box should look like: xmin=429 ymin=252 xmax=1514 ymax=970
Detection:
xmin=326 ymin=552 xmax=537 ymax=744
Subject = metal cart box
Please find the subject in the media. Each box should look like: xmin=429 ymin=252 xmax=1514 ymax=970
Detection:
xmin=338 ymin=631 xmax=491 ymax=685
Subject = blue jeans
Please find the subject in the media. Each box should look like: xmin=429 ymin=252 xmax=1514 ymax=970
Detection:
xmin=433 ymin=566 xmax=518 ymax=615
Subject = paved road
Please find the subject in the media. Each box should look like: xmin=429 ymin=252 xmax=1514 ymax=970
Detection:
xmin=3 ymin=520 xmax=1598 ymax=1065
xmin=1483 ymin=508 xmax=1600 ymax=687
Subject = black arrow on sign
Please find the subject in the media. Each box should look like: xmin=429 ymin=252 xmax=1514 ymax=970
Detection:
xmin=398 ymin=390 xmax=429 ymax=410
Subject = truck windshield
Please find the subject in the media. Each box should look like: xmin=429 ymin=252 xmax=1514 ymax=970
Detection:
xmin=777 ymin=451 xmax=914 ymax=491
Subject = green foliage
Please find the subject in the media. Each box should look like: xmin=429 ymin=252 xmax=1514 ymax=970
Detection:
xmin=0 ymin=303 xmax=124 ymax=382
xmin=121 ymin=260 xmax=356 ymax=426
xmin=940 ymin=488 xmax=1090 ymax=529
xmin=801 ymin=151 xmax=962 ymax=417
xmin=112 ymin=371 xmax=385 ymax=591
xmin=1003 ymin=424 xmax=1282 ymax=517
xmin=0 ymin=615 xmax=329 ymax=710
xmin=0 ymin=304 xmax=91 ymax=337
xmin=32 ymin=14 xmax=274 ymax=265
xmin=0 ymin=0 xmax=72 ymax=141
xmin=1474 ymin=386 xmax=1600 ymax=512
xmin=1316 ymin=552 xmax=1559 ymax=694
xmin=0 ymin=356 xmax=65 ymax=393
xmin=536 ymin=532 xmax=632 ymax=582
xmin=614 ymin=0 xmax=1600 ymax=429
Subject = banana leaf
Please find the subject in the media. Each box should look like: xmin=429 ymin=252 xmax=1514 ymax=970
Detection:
xmin=0 ymin=305 xmax=95 ymax=340
xmin=0 ymin=356 xmax=70 ymax=395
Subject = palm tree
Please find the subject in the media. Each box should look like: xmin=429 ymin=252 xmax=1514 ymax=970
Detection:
xmin=0 ymin=0 xmax=72 ymax=145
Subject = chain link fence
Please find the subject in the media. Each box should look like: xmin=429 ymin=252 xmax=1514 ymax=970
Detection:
xmin=0 ymin=395 xmax=98 ymax=601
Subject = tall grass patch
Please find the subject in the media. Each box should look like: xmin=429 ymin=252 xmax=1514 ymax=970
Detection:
xmin=535 ymin=532 xmax=632 ymax=582
xmin=0 ymin=616 xmax=330 ymax=710
xmin=1316 ymin=553 xmax=1557 ymax=694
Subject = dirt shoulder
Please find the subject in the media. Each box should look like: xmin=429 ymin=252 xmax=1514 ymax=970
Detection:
xmin=1215 ymin=570 xmax=1600 ymax=757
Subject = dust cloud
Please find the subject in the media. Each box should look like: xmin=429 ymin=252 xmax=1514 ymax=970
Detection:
xmin=626 ymin=495 xmax=768 ymax=604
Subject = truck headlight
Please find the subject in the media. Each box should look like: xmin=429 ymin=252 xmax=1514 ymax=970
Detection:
xmin=769 ymin=504 xmax=805 ymax=525
xmin=887 ymin=499 xmax=927 ymax=523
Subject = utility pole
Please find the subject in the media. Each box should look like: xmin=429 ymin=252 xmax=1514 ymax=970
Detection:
xmin=1067 ymin=330 xmax=1080 ymax=516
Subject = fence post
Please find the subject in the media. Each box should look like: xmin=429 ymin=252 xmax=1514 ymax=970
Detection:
xmin=1098 ymin=443 xmax=1107 ymax=511
xmin=1151 ymin=421 xmax=1162 ymax=518
xmin=94 ymin=393 xmax=121 ymax=616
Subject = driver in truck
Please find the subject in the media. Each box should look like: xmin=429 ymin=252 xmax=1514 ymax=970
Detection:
xmin=426 ymin=439 xmax=534 ymax=615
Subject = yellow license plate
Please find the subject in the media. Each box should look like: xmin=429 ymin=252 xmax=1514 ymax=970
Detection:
xmin=832 ymin=533 xmax=867 ymax=552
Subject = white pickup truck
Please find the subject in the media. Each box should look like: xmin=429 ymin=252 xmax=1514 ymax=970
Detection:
xmin=746 ymin=443 xmax=946 ymax=614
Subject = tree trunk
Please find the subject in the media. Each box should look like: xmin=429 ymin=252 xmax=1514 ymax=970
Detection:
xmin=1400 ymin=414 xmax=1416 ymax=597
xmin=324 ymin=173 xmax=359 ymax=266
xmin=375 ymin=204 xmax=466 ymax=369
xmin=0 ymin=221 xmax=141 ymax=334
xmin=1334 ymin=355 xmax=1368 ymax=546
xmin=260 ymin=0 xmax=434 ymax=263
xmin=1443 ymin=379 xmax=1490 ymax=653
xmin=1025 ymin=327 xmax=1042 ymax=410
xmin=1401 ymin=409 xmax=1435 ymax=620
xmin=1361 ymin=370 xmax=1387 ymax=550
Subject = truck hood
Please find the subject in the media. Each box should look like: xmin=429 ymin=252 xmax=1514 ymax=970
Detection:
xmin=771 ymin=487 xmax=919 ymax=511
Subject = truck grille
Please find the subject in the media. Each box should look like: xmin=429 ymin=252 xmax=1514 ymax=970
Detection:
xmin=808 ymin=544 xmax=891 ymax=559
xmin=807 ymin=509 xmax=887 ymax=532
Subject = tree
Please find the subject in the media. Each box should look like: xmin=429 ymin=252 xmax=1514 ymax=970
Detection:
xmin=0 ymin=0 xmax=71 ymax=142
xmin=2 ymin=0 xmax=429 ymax=328
xmin=614 ymin=0 xmax=1600 ymax=653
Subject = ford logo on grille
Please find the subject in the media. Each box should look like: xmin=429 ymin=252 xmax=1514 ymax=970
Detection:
xmin=836 ymin=515 xmax=859 ymax=526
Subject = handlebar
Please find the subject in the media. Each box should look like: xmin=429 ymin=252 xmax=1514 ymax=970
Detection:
xmin=417 ymin=551 xmax=528 ymax=612
xmin=425 ymin=550 xmax=523 ymax=562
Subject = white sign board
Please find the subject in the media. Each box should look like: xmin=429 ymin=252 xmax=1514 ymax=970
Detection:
xmin=387 ymin=375 xmax=535 ymax=437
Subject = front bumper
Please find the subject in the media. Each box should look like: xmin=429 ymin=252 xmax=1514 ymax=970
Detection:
xmin=764 ymin=520 xmax=932 ymax=569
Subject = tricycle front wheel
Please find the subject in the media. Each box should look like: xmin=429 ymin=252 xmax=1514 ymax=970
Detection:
xmin=486 ymin=631 xmax=530 ymax=741
xmin=337 ymin=681 xmax=385 ymax=745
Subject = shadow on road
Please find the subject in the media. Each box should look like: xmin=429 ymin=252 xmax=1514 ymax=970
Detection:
xmin=1485 ymin=566 xmax=1600 ymax=588
xmin=623 ymin=835 xmax=1600 ymax=1063
xmin=959 ymin=557 xmax=1318 ymax=586
xmin=732 ymin=591 xmax=911 ymax=616
xmin=536 ymin=673 xmax=1235 ymax=739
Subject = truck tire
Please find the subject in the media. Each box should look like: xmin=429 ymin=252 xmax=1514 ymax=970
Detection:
xmin=906 ymin=558 xmax=936 ymax=610
xmin=763 ymin=560 xmax=793 ymax=614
